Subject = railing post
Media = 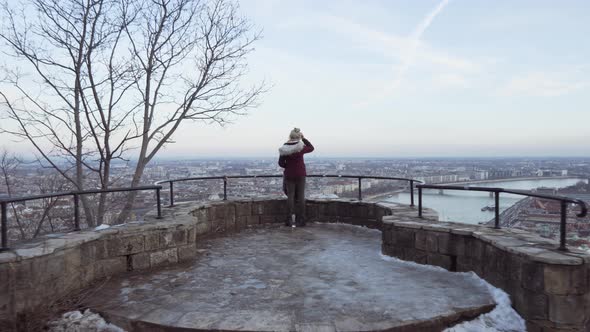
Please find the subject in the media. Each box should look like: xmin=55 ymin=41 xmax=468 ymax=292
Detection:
xmin=1 ymin=202 xmax=7 ymax=251
xmin=223 ymin=177 xmax=228 ymax=201
xmin=494 ymin=191 xmax=500 ymax=229
xmin=156 ymin=187 xmax=162 ymax=219
xmin=358 ymin=177 xmax=362 ymax=201
xmin=559 ymin=200 xmax=567 ymax=251
xmin=73 ymin=194 xmax=80 ymax=231
xmin=410 ymin=180 xmax=415 ymax=207
xmin=169 ymin=181 xmax=174 ymax=207
xmin=418 ymin=187 xmax=423 ymax=218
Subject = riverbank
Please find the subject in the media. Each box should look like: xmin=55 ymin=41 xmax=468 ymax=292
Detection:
xmin=440 ymin=176 xmax=586 ymax=186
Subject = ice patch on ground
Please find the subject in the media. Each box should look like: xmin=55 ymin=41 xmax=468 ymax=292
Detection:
xmin=47 ymin=309 xmax=125 ymax=332
xmin=94 ymin=224 xmax=110 ymax=231
xmin=313 ymin=221 xmax=381 ymax=234
xmin=444 ymin=279 xmax=526 ymax=332
xmin=379 ymin=254 xmax=525 ymax=332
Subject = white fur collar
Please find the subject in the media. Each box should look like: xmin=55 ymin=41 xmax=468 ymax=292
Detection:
xmin=279 ymin=141 xmax=304 ymax=156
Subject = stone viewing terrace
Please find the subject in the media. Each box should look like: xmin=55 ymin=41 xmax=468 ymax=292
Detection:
xmin=0 ymin=178 xmax=589 ymax=331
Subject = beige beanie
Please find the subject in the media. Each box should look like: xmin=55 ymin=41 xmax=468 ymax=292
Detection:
xmin=289 ymin=128 xmax=302 ymax=140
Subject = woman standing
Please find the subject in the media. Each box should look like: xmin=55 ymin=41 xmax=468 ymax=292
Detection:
xmin=278 ymin=128 xmax=314 ymax=227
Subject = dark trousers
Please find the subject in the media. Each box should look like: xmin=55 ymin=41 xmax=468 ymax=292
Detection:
xmin=285 ymin=176 xmax=306 ymax=220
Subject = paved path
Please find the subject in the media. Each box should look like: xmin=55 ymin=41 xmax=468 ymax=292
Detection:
xmin=83 ymin=224 xmax=495 ymax=331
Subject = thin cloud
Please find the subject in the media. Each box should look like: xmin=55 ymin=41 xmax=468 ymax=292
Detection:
xmin=355 ymin=0 xmax=457 ymax=107
xmin=498 ymin=71 xmax=588 ymax=97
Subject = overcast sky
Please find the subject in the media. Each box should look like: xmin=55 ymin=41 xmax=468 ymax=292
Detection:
xmin=3 ymin=0 xmax=590 ymax=158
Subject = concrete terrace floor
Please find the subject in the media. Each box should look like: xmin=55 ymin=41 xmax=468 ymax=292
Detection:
xmin=82 ymin=223 xmax=496 ymax=332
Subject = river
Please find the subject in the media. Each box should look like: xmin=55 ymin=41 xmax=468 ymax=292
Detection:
xmin=384 ymin=178 xmax=587 ymax=224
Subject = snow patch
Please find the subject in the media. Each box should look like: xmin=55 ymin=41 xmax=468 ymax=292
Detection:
xmin=94 ymin=224 xmax=110 ymax=231
xmin=47 ymin=309 xmax=125 ymax=332
xmin=308 ymin=193 xmax=339 ymax=199
xmin=379 ymin=254 xmax=525 ymax=332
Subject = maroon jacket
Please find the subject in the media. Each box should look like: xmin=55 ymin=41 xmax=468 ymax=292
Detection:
xmin=278 ymin=138 xmax=314 ymax=179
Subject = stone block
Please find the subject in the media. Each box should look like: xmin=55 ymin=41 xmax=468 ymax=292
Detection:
xmin=131 ymin=252 xmax=150 ymax=270
xmin=383 ymin=245 xmax=404 ymax=259
xmin=272 ymin=200 xmax=288 ymax=215
xmin=351 ymin=217 xmax=365 ymax=227
xmin=366 ymin=204 xmax=376 ymax=218
xmin=464 ymin=237 xmax=484 ymax=259
xmin=521 ymin=261 xmax=545 ymax=292
xmin=224 ymin=207 xmax=237 ymax=231
xmin=327 ymin=201 xmax=340 ymax=216
xmin=316 ymin=203 xmax=327 ymax=219
xmin=94 ymin=257 xmax=127 ymax=279
xmin=14 ymin=260 xmax=33 ymax=290
xmin=195 ymin=220 xmax=211 ymax=236
xmin=150 ymin=248 xmax=178 ymax=267
xmin=144 ymin=232 xmax=160 ymax=251
xmin=456 ymin=256 xmax=483 ymax=276
xmin=365 ymin=219 xmax=380 ymax=230
xmin=172 ymin=229 xmax=188 ymax=245
xmin=260 ymin=215 xmax=276 ymax=225
xmin=406 ymin=248 xmax=428 ymax=264
xmin=212 ymin=219 xmax=227 ymax=233
xmin=246 ymin=215 xmax=260 ymax=226
xmin=340 ymin=217 xmax=353 ymax=225
xmin=505 ymin=254 xmax=523 ymax=282
xmin=80 ymin=263 xmax=95 ymax=285
xmin=62 ymin=247 xmax=82 ymax=285
xmin=235 ymin=202 xmax=251 ymax=216
xmin=236 ymin=216 xmax=248 ymax=230
xmin=512 ymin=287 xmax=548 ymax=321
xmin=382 ymin=229 xmax=393 ymax=245
xmin=415 ymin=232 xmax=428 ymax=251
xmin=191 ymin=207 xmax=208 ymax=222
xmin=544 ymin=265 xmax=587 ymax=295
xmin=427 ymin=253 xmax=452 ymax=270
xmin=159 ymin=231 xmax=174 ymax=248
xmin=119 ymin=235 xmax=145 ymax=255
xmin=381 ymin=244 xmax=394 ymax=257
xmin=548 ymin=294 xmax=587 ymax=325
xmin=426 ymin=232 xmax=439 ymax=252
xmin=207 ymin=206 xmax=217 ymax=221
xmin=178 ymin=244 xmax=197 ymax=262
xmin=187 ymin=227 xmax=196 ymax=243
xmin=215 ymin=205 xmax=227 ymax=220
xmin=358 ymin=204 xmax=369 ymax=218
xmin=251 ymin=202 xmax=265 ymax=215
xmin=438 ymin=233 xmax=465 ymax=256
xmin=305 ymin=203 xmax=318 ymax=220
xmin=31 ymin=251 xmax=65 ymax=282
xmin=393 ymin=228 xmax=415 ymax=248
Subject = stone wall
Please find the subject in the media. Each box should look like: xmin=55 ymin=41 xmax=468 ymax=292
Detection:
xmin=7 ymin=196 xmax=582 ymax=331
xmin=0 ymin=198 xmax=396 ymax=330
xmin=381 ymin=218 xmax=590 ymax=332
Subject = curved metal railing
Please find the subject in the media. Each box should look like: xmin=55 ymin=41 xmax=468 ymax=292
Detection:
xmin=1 ymin=175 xmax=587 ymax=252
xmin=0 ymin=185 xmax=163 ymax=251
xmin=416 ymin=184 xmax=588 ymax=251
xmin=155 ymin=174 xmax=421 ymax=206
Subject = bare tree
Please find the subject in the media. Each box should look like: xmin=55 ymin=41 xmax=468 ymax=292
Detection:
xmin=0 ymin=148 xmax=26 ymax=238
xmin=115 ymin=0 xmax=264 ymax=222
xmin=0 ymin=0 xmax=264 ymax=225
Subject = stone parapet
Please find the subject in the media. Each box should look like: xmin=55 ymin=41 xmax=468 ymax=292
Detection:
xmin=381 ymin=217 xmax=590 ymax=331
xmin=0 ymin=198 xmax=402 ymax=330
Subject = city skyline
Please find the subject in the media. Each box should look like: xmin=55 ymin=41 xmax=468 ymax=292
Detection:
xmin=1 ymin=0 xmax=589 ymax=158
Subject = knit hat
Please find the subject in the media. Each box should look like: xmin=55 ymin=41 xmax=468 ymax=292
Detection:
xmin=289 ymin=128 xmax=302 ymax=141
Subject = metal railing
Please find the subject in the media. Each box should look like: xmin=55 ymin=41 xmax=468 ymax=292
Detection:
xmin=2 ymin=175 xmax=587 ymax=252
xmin=155 ymin=174 xmax=421 ymax=206
xmin=416 ymin=184 xmax=588 ymax=251
xmin=0 ymin=185 xmax=163 ymax=251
